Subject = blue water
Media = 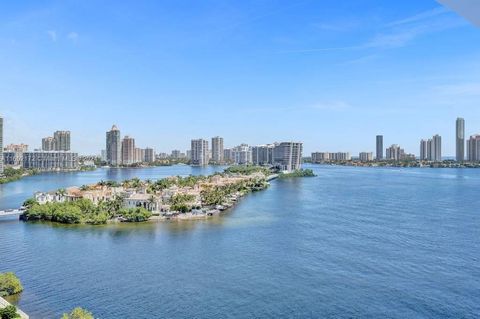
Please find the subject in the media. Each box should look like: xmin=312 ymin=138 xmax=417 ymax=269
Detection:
xmin=0 ymin=165 xmax=479 ymax=318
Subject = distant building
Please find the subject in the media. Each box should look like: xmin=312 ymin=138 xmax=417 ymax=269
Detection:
xmin=273 ymin=142 xmax=303 ymax=171
xmin=376 ymin=135 xmax=383 ymax=160
xmin=456 ymin=118 xmax=465 ymax=162
xmin=191 ymin=139 xmax=209 ymax=166
xmin=386 ymin=144 xmax=405 ymax=161
xmin=359 ymin=152 xmax=373 ymax=162
xmin=144 ymin=148 xmax=155 ymax=163
xmin=53 ymin=130 xmax=71 ymax=151
xmin=101 ymin=149 xmax=107 ymax=162
xmin=252 ymin=144 xmax=274 ymax=166
xmin=424 ymin=134 xmax=442 ymax=162
xmin=211 ymin=136 xmax=224 ymax=164
xmin=0 ymin=117 xmax=3 ymax=174
xmin=134 ymin=147 xmax=145 ymax=163
xmin=420 ymin=139 xmax=428 ymax=160
xmin=106 ymin=125 xmax=122 ymax=166
xmin=223 ymin=148 xmax=233 ymax=163
xmin=122 ymin=136 xmax=136 ymax=165
xmin=232 ymin=144 xmax=252 ymax=165
xmin=186 ymin=150 xmax=192 ymax=160
xmin=171 ymin=150 xmax=181 ymax=159
xmin=42 ymin=137 xmax=56 ymax=151
xmin=311 ymin=152 xmax=330 ymax=163
xmin=467 ymin=135 xmax=480 ymax=162
xmin=5 ymin=144 xmax=28 ymax=152
xmin=329 ymin=152 xmax=351 ymax=161
xmin=23 ymin=151 xmax=79 ymax=171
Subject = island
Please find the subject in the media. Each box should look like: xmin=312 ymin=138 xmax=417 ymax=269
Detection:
xmin=21 ymin=167 xmax=278 ymax=224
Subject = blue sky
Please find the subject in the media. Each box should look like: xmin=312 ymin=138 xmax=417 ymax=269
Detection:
xmin=1 ymin=0 xmax=480 ymax=156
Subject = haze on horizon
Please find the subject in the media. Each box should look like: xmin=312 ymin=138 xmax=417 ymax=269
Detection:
xmin=1 ymin=0 xmax=479 ymax=156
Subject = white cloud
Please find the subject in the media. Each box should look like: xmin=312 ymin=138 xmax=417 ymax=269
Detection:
xmin=47 ymin=30 xmax=57 ymax=42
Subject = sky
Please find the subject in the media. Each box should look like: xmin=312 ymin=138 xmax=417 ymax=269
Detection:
xmin=0 ymin=0 xmax=479 ymax=156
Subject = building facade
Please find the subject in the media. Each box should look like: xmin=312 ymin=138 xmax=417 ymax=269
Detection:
xmin=386 ymin=144 xmax=405 ymax=161
xmin=456 ymin=118 xmax=465 ymax=162
xmin=53 ymin=130 xmax=71 ymax=151
xmin=376 ymin=135 xmax=383 ymax=160
xmin=42 ymin=137 xmax=56 ymax=151
xmin=252 ymin=144 xmax=274 ymax=166
xmin=144 ymin=148 xmax=155 ymax=163
xmin=211 ymin=136 xmax=224 ymax=164
xmin=273 ymin=142 xmax=303 ymax=171
xmin=0 ymin=117 xmax=3 ymax=174
xmin=359 ymin=152 xmax=373 ymax=162
xmin=232 ymin=144 xmax=252 ymax=165
xmin=106 ymin=125 xmax=122 ymax=166
xmin=420 ymin=139 xmax=428 ymax=161
xmin=23 ymin=151 xmax=79 ymax=171
xmin=191 ymin=139 xmax=209 ymax=166
xmin=122 ymin=136 xmax=136 ymax=165
xmin=467 ymin=135 xmax=480 ymax=162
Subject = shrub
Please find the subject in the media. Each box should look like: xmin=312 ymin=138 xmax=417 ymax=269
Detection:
xmin=0 ymin=273 xmax=23 ymax=297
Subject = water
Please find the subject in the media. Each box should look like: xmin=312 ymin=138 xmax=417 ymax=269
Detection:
xmin=0 ymin=165 xmax=479 ymax=318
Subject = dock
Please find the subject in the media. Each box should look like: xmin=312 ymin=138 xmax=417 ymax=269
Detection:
xmin=0 ymin=297 xmax=29 ymax=319
xmin=0 ymin=209 xmax=24 ymax=217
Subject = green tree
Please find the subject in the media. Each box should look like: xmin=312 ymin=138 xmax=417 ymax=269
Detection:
xmin=0 ymin=273 xmax=23 ymax=297
xmin=0 ymin=305 xmax=20 ymax=319
xmin=61 ymin=307 xmax=94 ymax=319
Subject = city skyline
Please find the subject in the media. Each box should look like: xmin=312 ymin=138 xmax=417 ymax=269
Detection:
xmin=1 ymin=1 xmax=480 ymax=155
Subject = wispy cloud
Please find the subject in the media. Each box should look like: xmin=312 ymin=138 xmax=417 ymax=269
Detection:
xmin=386 ymin=7 xmax=448 ymax=27
xmin=434 ymin=82 xmax=480 ymax=96
xmin=47 ymin=30 xmax=57 ymax=42
xmin=279 ymin=6 xmax=464 ymax=54
xmin=67 ymin=32 xmax=79 ymax=43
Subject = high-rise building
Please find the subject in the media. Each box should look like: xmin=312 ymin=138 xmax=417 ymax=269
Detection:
xmin=432 ymin=134 xmax=442 ymax=162
xmin=171 ymin=150 xmax=181 ymax=159
xmin=456 ymin=118 xmax=465 ymax=162
xmin=376 ymin=135 xmax=383 ymax=160
xmin=144 ymin=148 xmax=155 ymax=163
xmin=42 ymin=137 xmax=56 ymax=151
xmin=211 ymin=136 xmax=224 ymax=164
xmin=101 ymin=150 xmax=107 ymax=162
xmin=232 ymin=144 xmax=252 ymax=165
xmin=122 ymin=136 xmax=136 ymax=165
xmin=386 ymin=144 xmax=405 ymax=161
xmin=54 ymin=131 xmax=71 ymax=151
xmin=273 ymin=142 xmax=303 ymax=171
xmin=420 ymin=139 xmax=428 ymax=160
xmin=359 ymin=152 xmax=373 ymax=162
xmin=191 ymin=139 xmax=209 ymax=166
xmin=223 ymin=148 xmax=233 ymax=163
xmin=0 ymin=116 xmax=3 ymax=174
xmin=106 ymin=125 xmax=122 ymax=166
xmin=311 ymin=152 xmax=330 ymax=162
xmin=134 ymin=147 xmax=145 ymax=163
xmin=467 ymin=135 xmax=480 ymax=162
xmin=252 ymin=144 xmax=275 ymax=166
xmin=22 ymin=151 xmax=79 ymax=170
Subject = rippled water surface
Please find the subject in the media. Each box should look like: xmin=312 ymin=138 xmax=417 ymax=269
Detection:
xmin=1 ymin=165 xmax=479 ymax=318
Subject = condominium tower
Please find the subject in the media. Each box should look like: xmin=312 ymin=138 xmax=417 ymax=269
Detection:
xmin=191 ymin=139 xmax=209 ymax=166
xmin=0 ymin=116 xmax=3 ymax=174
xmin=122 ymin=136 xmax=136 ymax=165
xmin=273 ymin=142 xmax=303 ymax=171
xmin=42 ymin=137 xmax=56 ymax=151
xmin=467 ymin=135 xmax=480 ymax=162
xmin=106 ymin=125 xmax=122 ymax=166
xmin=456 ymin=118 xmax=465 ymax=162
xmin=376 ymin=135 xmax=383 ymax=160
xmin=211 ymin=136 xmax=224 ymax=164
xmin=54 ymin=130 xmax=71 ymax=151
